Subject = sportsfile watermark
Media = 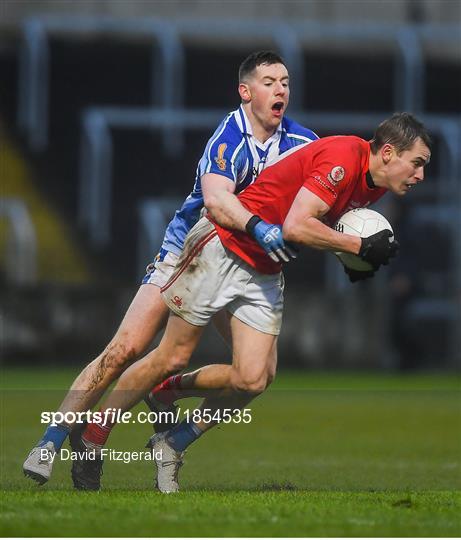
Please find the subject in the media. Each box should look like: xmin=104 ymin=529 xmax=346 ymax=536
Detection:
xmin=41 ymin=408 xmax=253 ymax=426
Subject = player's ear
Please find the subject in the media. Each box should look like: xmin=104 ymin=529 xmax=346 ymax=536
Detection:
xmin=239 ymin=82 xmax=251 ymax=103
xmin=381 ymin=143 xmax=394 ymax=165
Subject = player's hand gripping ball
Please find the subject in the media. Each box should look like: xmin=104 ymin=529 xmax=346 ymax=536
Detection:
xmin=334 ymin=208 xmax=399 ymax=281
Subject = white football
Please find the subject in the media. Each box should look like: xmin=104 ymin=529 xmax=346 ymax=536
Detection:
xmin=334 ymin=208 xmax=394 ymax=271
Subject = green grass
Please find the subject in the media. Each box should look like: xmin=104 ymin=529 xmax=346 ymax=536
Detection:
xmin=1 ymin=368 xmax=460 ymax=536
xmin=2 ymin=490 xmax=460 ymax=537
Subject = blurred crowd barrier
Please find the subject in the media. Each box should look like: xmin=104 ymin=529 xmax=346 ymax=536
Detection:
xmin=1 ymin=0 xmax=460 ymax=29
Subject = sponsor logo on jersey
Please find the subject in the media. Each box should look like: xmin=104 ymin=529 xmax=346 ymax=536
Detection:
xmin=327 ymin=166 xmax=345 ymax=186
xmin=313 ymin=175 xmax=338 ymax=198
xmin=172 ymin=296 xmax=183 ymax=308
xmin=214 ymin=143 xmax=227 ymax=171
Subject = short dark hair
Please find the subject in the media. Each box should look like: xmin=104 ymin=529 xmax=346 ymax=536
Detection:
xmin=370 ymin=112 xmax=432 ymax=155
xmin=239 ymin=51 xmax=287 ymax=82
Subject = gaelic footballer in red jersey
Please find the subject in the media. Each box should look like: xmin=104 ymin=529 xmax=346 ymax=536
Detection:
xmin=212 ymin=114 xmax=431 ymax=275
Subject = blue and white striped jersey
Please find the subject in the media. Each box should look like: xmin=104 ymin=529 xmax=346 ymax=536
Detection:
xmin=161 ymin=106 xmax=318 ymax=255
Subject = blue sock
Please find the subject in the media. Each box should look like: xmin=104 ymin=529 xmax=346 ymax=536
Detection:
xmin=38 ymin=424 xmax=71 ymax=451
xmin=166 ymin=420 xmax=203 ymax=452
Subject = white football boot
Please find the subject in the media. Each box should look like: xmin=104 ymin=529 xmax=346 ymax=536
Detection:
xmin=148 ymin=432 xmax=184 ymax=493
xmin=23 ymin=441 xmax=56 ymax=485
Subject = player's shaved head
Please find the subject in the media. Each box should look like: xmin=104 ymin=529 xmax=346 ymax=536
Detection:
xmin=239 ymin=51 xmax=287 ymax=83
xmin=370 ymin=113 xmax=432 ymax=155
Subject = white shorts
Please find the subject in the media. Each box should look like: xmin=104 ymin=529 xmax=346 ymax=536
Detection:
xmin=161 ymin=218 xmax=284 ymax=335
xmin=142 ymin=250 xmax=179 ymax=288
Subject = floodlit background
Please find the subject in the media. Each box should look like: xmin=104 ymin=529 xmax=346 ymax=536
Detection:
xmin=1 ymin=0 xmax=460 ymax=370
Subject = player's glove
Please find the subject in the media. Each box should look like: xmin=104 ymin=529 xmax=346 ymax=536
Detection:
xmin=344 ymin=266 xmax=375 ymax=283
xmin=246 ymin=215 xmax=298 ymax=263
xmin=358 ymin=230 xmax=399 ymax=269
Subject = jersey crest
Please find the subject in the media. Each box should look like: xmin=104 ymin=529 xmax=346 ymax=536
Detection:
xmin=214 ymin=143 xmax=227 ymax=171
xmin=327 ymin=166 xmax=345 ymax=186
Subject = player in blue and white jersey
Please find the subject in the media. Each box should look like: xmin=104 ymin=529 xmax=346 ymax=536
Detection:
xmin=23 ymin=51 xmax=318 ymax=489
xmin=159 ymin=103 xmax=317 ymax=259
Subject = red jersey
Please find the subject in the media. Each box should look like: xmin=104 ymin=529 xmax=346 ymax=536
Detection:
xmin=212 ymin=136 xmax=387 ymax=274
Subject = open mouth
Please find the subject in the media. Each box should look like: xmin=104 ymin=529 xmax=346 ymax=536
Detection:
xmin=272 ymin=102 xmax=284 ymax=113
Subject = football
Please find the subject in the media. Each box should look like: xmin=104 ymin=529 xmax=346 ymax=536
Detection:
xmin=334 ymin=208 xmax=394 ymax=271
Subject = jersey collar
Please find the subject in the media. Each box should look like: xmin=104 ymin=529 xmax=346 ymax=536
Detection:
xmin=366 ymin=171 xmax=376 ymax=189
xmin=365 ymin=142 xmax=377 ymax=189
xmin=237 ymin=106 xmax=283 ymax=148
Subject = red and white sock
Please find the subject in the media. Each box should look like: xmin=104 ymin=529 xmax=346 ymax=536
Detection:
xmin=150 ymin=374 xmax=183 ymax=405
xmin=82 ymin=414 xmax=115 ymax=452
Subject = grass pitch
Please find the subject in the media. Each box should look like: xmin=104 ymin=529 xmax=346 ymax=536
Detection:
xmin=1 ymin=368 xmax=460 ymax=536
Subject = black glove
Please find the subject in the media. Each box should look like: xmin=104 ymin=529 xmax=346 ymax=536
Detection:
xmin=358 ymin=230 xmax=399 ymax=268
xmin=344 ymin=266 xmax=375 ymax=283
